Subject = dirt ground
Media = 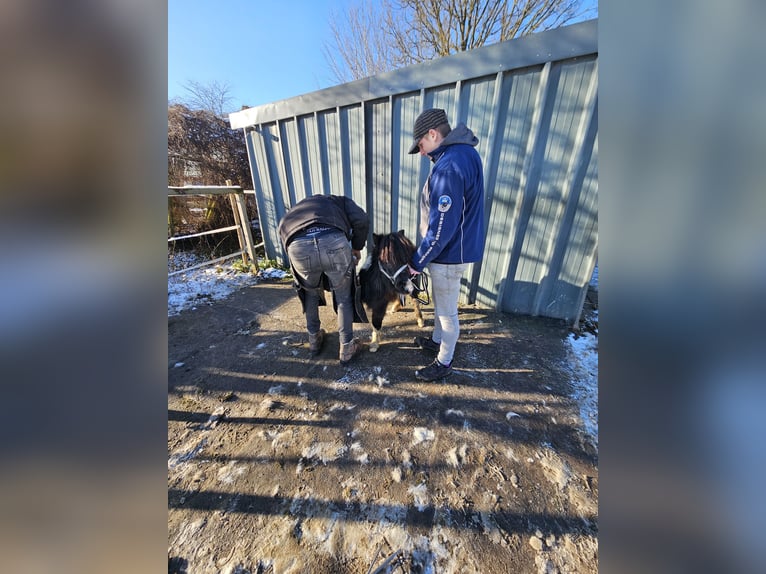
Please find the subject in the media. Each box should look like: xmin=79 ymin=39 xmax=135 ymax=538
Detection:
xmin=168 ymin=278 xmax=598 ymax=573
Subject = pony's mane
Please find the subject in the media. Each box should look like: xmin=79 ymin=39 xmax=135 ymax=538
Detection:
xmin=376 ymin=233 xmax=414 ymax=267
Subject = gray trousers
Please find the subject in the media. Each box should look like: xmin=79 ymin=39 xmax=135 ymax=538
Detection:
xmin=428 ymin=262 xmax=469 ymax=365
xmin=287 ymin=231 xmax=355 ymax=344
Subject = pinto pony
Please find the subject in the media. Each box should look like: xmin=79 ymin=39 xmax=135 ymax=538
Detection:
xmin=358 ymin=230 xmax=425 ymax=352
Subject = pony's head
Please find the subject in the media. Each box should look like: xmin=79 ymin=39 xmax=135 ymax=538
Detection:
xmin=373 ymin=230 xmax=416 ymax=295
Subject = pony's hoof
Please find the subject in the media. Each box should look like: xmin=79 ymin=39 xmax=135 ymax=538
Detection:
xmin=369 ymin=342 xmax=379 ymax=353
xmin=417 ymin=320 xmax=425 ymax=328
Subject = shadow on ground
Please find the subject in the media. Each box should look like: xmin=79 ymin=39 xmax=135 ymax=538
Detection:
xmin=168 ymin=279 xmax=598 ymax=574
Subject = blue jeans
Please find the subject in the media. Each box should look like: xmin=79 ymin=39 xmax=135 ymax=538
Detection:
xmin=287 ymin=231 xmax=355 ymax=344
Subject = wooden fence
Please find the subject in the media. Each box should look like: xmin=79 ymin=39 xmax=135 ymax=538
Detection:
xmin=167 ymin=184 xmax=261 ymax=276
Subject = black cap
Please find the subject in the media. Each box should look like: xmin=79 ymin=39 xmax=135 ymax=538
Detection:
xmin=408 ymin=108 xmax=448 ymax=154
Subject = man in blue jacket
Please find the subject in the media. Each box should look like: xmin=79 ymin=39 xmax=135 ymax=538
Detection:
xmin=407 ymin=108 xmax=486 ymax=381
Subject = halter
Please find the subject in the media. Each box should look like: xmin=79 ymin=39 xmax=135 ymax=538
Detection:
xmin=377 ymin=261 xmax=431 ymax=305
xmin=377 ymin=262 xmax=409 ymax=288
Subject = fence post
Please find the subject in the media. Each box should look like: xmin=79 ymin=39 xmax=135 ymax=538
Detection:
xmin=234 ymin=193 xmax=257 ymax=263
xmin=225 ymin=180 xmax=257 ymax=265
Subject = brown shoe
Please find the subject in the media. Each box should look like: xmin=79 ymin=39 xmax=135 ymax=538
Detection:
xmin=308 ymin=329 xmax=325 ymax=355
xmin=339 ymin=338 xmax=361 ymax=365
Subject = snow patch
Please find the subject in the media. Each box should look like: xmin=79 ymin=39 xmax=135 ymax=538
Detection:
xmin=301 ymin=441 xmax=347 ymax=465
xmin=168 ymin=253 xmax=261 ymax=317
xmin=407 ymin=483 xmax=429 ymax=511
xmin=216 ymin=461 xmax=246 ymax=485
xmin=259 ymin=267 xmax=287 ymax=279
xmin=412 ymin=427 xmax=435 ymax=446
xmin=446 ymin=444 xmax=468 ymax=468
xmin=564 ymin=331 xmax=598 ymax=447
xmin=168 ymin=437 xmax=207 ymax=468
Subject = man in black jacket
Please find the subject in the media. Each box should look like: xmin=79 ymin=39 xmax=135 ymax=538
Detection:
xmin=278 ymin=194 xmax=369 ymax=365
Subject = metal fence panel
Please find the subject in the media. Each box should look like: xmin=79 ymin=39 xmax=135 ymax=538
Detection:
xmin=231 ymin=20 xmax=598 ymax=322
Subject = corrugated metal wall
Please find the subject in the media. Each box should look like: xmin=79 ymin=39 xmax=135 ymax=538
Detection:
xmin=230 ymin=20 xmax=597 ymax=323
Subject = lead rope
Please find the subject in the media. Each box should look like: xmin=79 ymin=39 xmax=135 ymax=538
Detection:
xmin=377 ymin=262 xmax=431 ymax=305
xmin=411 ymin=271 xmax=430 ymax=305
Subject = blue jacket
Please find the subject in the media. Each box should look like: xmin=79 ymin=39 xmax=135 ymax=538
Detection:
xmin=411 ymin=123 xmax=486 ymax=272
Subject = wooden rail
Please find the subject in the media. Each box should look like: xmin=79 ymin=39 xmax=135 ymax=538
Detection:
xmin=167 ymin=182 xmax=259 ymax=272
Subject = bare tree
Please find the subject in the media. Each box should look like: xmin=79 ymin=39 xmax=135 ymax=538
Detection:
xmin=324 ymin=0 xmax=402 ymax=83
xmin=167 ymin=104 xmax=249 ymax=188
xmin=178 ymin=79 xmax=234 ymax=117
xmin=325 ymin=0 xmax=595 ymax=82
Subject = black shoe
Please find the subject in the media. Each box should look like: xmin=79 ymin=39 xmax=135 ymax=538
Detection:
xmin=413 ymin=336 xmax=440 ymax=353
xmin=415 ymin=359 xmax=453 ymax=381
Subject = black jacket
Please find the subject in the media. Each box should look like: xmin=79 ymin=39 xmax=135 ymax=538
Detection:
xmin=278 ymin=194 xmax=369 ymax=251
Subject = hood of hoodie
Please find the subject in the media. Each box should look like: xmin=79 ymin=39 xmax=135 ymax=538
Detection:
xmin=428 ymin=123 xmax=478 ymax=161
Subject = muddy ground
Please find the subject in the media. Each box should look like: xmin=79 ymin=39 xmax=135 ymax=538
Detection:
xmin=168 ymin=278 xmax=598 ymax=573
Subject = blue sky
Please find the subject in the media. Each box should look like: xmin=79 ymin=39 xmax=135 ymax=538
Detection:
xmin=169 ymin=0 xmax=597 ymax=115
xmin=168 ymin=0 xmax=348 ymax=113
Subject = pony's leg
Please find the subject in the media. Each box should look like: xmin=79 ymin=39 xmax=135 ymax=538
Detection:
xmin=370 ymin=327 xmax=380 ymax=352
xmin=412 ymin=298 xmax=424 ymax=328
xmin=369 ymin=308 xmax=385 ymax=352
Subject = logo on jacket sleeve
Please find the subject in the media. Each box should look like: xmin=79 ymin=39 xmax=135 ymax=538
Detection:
xmin=437 ymin=195 xmax=452 ymax=212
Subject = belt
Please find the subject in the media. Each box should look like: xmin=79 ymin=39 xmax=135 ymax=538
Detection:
xmin=293 ymin=226 xmax=338 ymax=241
